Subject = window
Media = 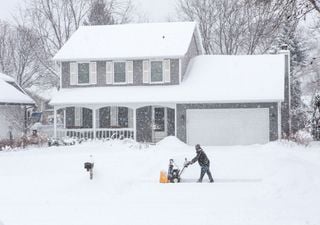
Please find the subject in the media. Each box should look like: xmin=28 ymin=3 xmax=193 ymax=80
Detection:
xmin=154 ymin=108 xmax=165 ymax=131
xmin=118 ymin=107 xmax=128 ymax=128
xmin=114 ymin=62 xmax=126 ymax=83
xmin=78 ymin=63 xmax=90 ymax=84
xmin=99 ymin=107 xmax=111 ymax=128
xmin=151 ymin=61 xmax=163 ymax=82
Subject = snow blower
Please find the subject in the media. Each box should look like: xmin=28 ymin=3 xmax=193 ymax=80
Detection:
xmin=160 ymin=158 xmax=189 ymax=183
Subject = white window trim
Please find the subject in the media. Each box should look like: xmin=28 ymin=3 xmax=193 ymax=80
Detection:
xmin=106 ymin=61 xmax=113 ymax=84
xmin=76 ymin=61 xmax=91 ymax=85
xmin=143 ymin=60 xmax=150 ymax=84
xmin=152 ymin=106 xmax=167 ymax=133
xmin=113 ymin=61 xmax=127 ymax=85
xmin=150 ymin=59 xmax=165 ymax=84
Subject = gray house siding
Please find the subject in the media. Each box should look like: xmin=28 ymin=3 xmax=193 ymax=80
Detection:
xmin=133 ymin=60 xmax=143 ymax=85
xmin=61 ymin=62 xmax=70 ymax=89
xmin=176 ymin=103 xmax=279 ymax=143
xmin=82 ymin=108 xmax=92 ymax=128
xmin=97 ymin=61 xmax=106 ymax=86
xmin=136 ymin=106 xmax=152 ymax=142
xmin=181 ymin=32 xmax=202 ymax=81
xmin=0 ymin=105 xmax=24 ymax=140
xmin=61 ymin=59 xmax=180 ymax=88
xmin=170 ymin=59 xmax=179 ymax=85
xmin=66 ymin=107 xmax=75 ymax=128
xmin=167 ymin=108 xmax=175 ymax=136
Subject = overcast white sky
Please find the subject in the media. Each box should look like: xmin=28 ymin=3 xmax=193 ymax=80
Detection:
xmin=0 ymin=0 xmax=176 ymax=22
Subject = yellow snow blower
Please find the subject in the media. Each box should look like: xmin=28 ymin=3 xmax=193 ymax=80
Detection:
xmin=160 ymin=158 xmax=188 ymax=183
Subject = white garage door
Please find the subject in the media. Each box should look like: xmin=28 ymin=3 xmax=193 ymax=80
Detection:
xmin=186 ymin=108 xmax=270 ymax=146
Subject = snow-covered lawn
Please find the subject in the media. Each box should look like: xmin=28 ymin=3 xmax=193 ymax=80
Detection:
xmin=0 ymin=138 xmax=320 ymax=225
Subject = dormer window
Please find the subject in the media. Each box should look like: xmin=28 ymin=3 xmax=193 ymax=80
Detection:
xmin=114 ymin=62 xmax=126 ymax=83
xmin=151 ymin=61 xmax=163 ymax=83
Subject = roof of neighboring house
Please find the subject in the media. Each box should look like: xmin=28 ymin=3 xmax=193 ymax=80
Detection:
xmin=0 ymin=73 xmax=15 ymax=82
xmin=53 ymin=22 xmax=201 ymax=61
xmin=26 ymin=86 xmax=58 ymax=101
xmin=50 ymin=54 xmax=285 ymax=106
xmin=0 ymin=75 xmax=35 ymax=105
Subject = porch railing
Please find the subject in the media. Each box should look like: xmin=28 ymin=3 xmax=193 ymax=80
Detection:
xmin=56 ymin=128 xmax=134 ymax=140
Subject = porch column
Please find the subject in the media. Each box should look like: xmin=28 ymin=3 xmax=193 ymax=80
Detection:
xmin=54 ymin=106 xmax=57 ymax=139
xmin=133 ymin=108 xmax=137 ymax=141
xmin=93 ymin=108 xmax=96 ymax=139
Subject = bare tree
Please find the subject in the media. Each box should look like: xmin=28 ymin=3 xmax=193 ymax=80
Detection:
xmin=177 ymin=0 xmax=298 ymax=54
xmin=0 ymin=21 xmax=43 ymax=88
xmin=16 ymin=0 xmax=91 ymax=87
xmin=85 ymin=0 xmax=134 ymax=25
xmin=177 ymin=0 xmax=217 ymax=53
xmin=11 ymin=26 xmax=43 ymax=88
xmin=306 ymin=0 xmax=320 ymax=14
xmin=0 ymin=21 xmax=13 ymax=76
xmin=15 ymin=0 xmax=136 ymax=88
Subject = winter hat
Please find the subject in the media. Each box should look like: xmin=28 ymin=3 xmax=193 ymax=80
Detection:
xmin=195 ymin=144 xmax=202 ymax=151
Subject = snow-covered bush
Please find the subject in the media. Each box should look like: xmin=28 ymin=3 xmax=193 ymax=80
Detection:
xmin=290 ymin=130 xmax=313 ymax=146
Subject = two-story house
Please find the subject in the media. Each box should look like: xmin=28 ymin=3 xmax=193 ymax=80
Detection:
xmin=50 ymin=22 xmax=290 ymax=146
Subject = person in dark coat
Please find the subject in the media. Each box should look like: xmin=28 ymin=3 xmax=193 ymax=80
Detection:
xmin=187 ymin=144 xmax=214 ymax=183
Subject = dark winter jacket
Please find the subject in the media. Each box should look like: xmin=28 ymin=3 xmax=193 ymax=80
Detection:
xmin=191 ymin=149 xmax=210 ymax=167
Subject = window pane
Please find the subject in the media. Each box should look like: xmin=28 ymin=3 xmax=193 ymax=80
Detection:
xmin=99 ymin=107 xmax=111 ymax=128
xmin=114 ymin=62 xmax=126 ymax=83
xmin=78 ymin=63 xmax=89 ymax=84
xmin=118 ymin=107 xmax=128 ymax=128
xmin=154 ymin=108 xmax=165 ymax=131
xmin=151 ymin=61 xmax=163 ymax=82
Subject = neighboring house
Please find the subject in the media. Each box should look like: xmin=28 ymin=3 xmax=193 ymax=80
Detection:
xmin=50 ymin=22 xmax=290 ymax=146
xmin=0 ymin=73 xmax=35 ymax=140
xmin=26 ymin=87 xmax=58 ymax=125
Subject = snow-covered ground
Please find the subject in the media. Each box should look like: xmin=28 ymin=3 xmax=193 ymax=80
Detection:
xmin=0 ymin=137 xmax=319 ymax=225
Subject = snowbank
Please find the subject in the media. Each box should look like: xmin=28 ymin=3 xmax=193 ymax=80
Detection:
xmin=156 ymin=136 xmax=188 ymax=149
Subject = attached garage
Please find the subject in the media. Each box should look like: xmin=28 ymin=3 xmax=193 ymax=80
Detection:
xmin=186 ymin=108 xmax=270 ymax=146
xmin=174 ymin=54 xmax=286 ymax=146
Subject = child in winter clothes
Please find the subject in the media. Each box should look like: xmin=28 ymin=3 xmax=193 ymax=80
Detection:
xmin=187 ymin=144 xmax=214 ymax=183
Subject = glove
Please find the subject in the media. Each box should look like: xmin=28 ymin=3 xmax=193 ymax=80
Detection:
xmin=185 ymin=161 xmax=191 ymax=167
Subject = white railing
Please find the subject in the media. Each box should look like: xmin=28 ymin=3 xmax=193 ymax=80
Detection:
xmin=96 ymin=128 xmax=134 ymax=139
xmin=56 ymin=128 xmax=134 ymax=140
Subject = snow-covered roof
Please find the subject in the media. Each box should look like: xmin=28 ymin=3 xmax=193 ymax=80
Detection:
xmin=50 ymin=54 xmax=285 ymax=106
xmin=0 ymin=77 xmax=35 ymax=105
xmin=0 ymin=72 xmax=15 ymax=82
xmin=53 ymin=22 xmax=200 ymax=61
xmin=26 ymin=86 xmax=58 ymax=101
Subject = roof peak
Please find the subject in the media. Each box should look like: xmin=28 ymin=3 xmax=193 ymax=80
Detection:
xmin=78 ymin=21 xmax=196 ymax=29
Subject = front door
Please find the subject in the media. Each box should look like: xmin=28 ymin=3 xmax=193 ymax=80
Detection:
xmin=153 ymin=107 xmax=167 ymax=143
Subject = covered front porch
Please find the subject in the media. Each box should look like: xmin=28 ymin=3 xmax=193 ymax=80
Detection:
xmin=53 ymin=104 xmax=176 ymax=143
